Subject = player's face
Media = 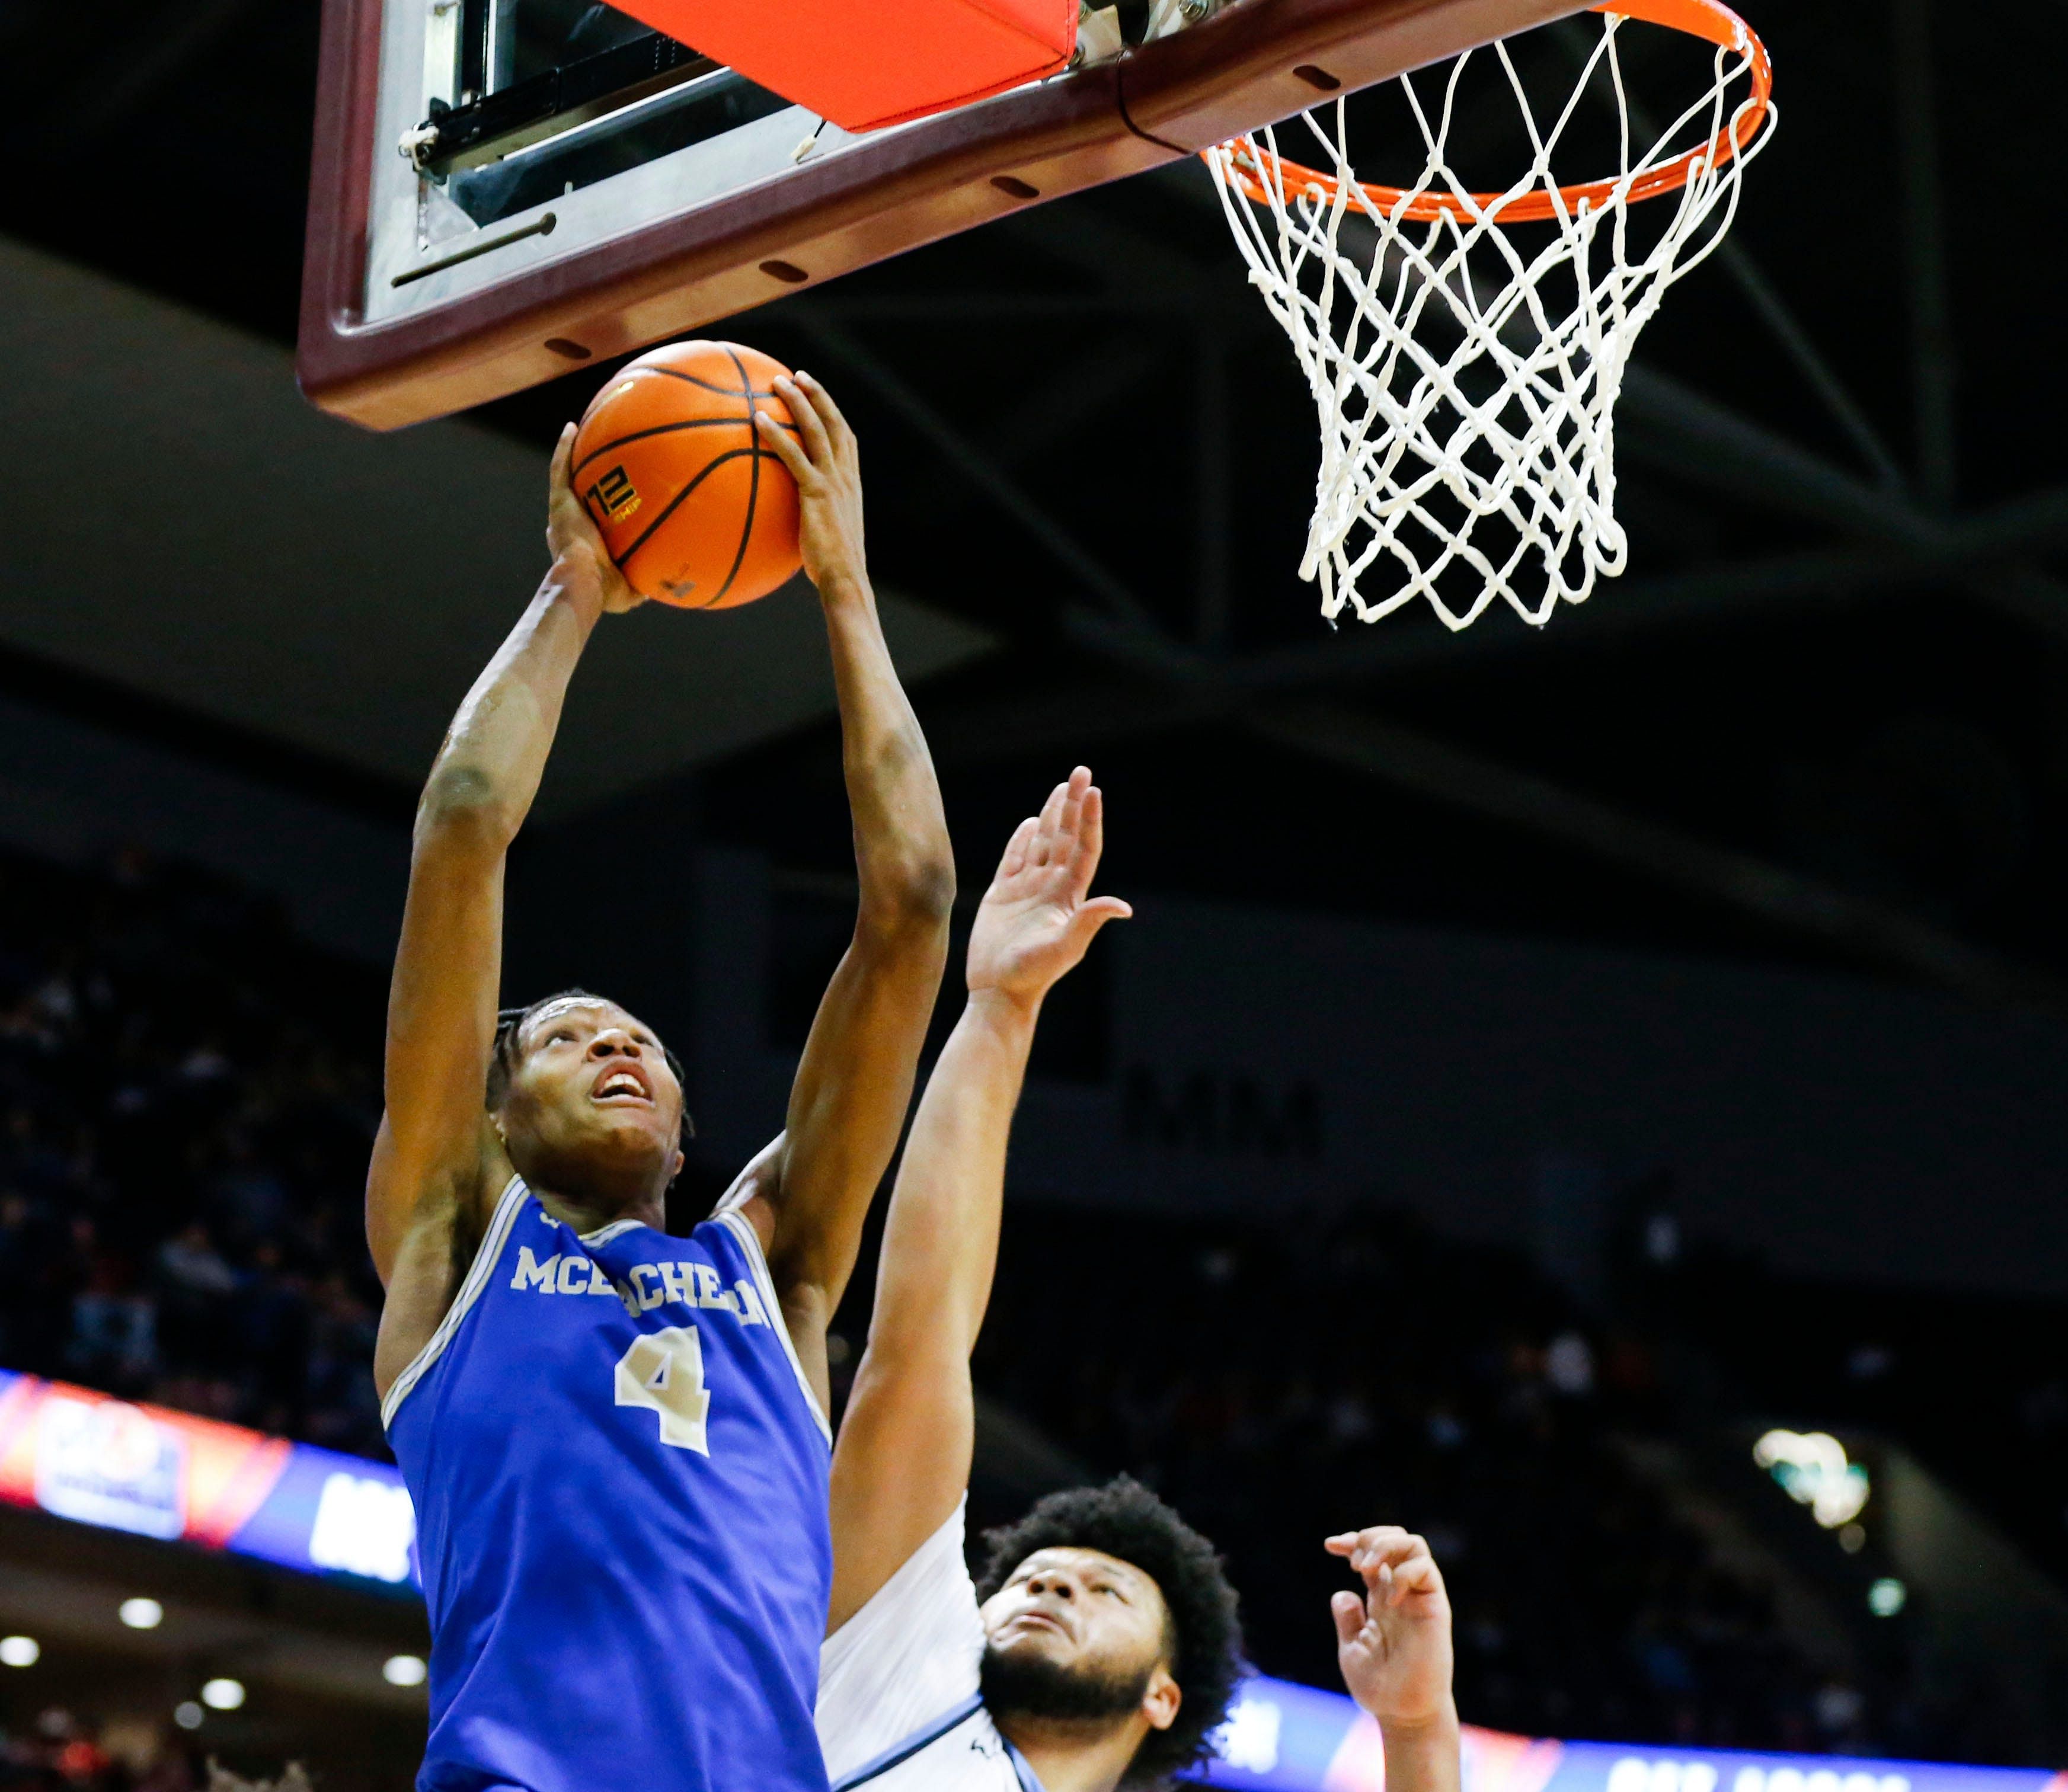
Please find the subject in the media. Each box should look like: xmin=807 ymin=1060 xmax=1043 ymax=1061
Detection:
xmin=979 ymin=1547 xmax=1171 ymax=1696
xmin=498 ymin=999 xmax=685 ymax=1192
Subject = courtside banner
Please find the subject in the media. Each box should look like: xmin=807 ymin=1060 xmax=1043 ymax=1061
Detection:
xmin=0 ymin=1369 xmax=418 ymax=1592
xmin=1197 ymin=1676 xmax=2068 ymax=1792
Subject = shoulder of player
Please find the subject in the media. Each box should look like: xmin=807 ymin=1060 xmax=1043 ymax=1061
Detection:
xmin=369 ymin=1109 xmax=508 ymax=1258
xmin=729 ymin=1188 xmax=779 ymax=1259
xmin=707 ymin=1134 xmax=784 ymax=1259
xmin=368 ymin=1122 xmax=512 ymax=1397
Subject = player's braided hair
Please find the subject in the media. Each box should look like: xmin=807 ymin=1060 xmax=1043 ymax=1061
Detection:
xmin=485 ymin=987 xmax=694 ymax=1140
xmin=976 ymin=1476 xmax=1244 ymax=1787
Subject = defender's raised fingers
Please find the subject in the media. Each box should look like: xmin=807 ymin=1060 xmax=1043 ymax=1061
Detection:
xmin=1326 ymin=1526 xmax=1417 ymax=1558
xmin=1331 ymin=1590 xmax=1367 ymax=1646
xmin=1071 ymin=895 xmax=1133 ymax=939
xmin=1382 ymin=1552 xmax=1443 ymax=1605
xmin=1056 ymin=766 xmax=1091 ymax=852
xmin=1075 ymin=782 xmax=1106 ymax=869
xmin=1032 ymin=779 xmax=1070 ymax=862
xmin=1331 ymin=1532 xmax=1431 ymax=1587
xmin=1064 ymin=785 xmax=1104 ymax=900
xmin=550 ymin=423 xmax=576 ymax=493
xmin=1351 ymin=1534 xmax=1433 ymax=1579
xmin=997 ymin=815 xmax=1038 ymax=881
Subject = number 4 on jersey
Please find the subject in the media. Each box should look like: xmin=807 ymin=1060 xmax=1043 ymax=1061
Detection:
xmin=615 ymin=1326 xmax=710 ymax=1454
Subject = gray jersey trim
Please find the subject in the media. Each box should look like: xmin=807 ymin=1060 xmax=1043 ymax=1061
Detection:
xmin=578 ymin=1217 xmax=644 ymax=1247
xmin=379 ymin=1173 xmax=529 ymax=1429
xmin=830 ymin=1697 xmax=986 ymax=1792
xmin=715 ymin=1205 xmax=831 ymax=1444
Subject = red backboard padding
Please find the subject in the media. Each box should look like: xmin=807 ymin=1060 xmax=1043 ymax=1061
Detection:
xmin=613 ymin=0 xmax=1079 ymax=132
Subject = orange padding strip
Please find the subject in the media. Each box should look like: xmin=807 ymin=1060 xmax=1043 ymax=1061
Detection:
xmin=611 ymin=0 xmax=1078 ymax=133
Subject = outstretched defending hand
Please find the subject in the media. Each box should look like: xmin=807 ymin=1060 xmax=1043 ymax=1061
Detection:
xmin=1327 ymin=1527 xmax=1457 ymax=1732
xmin=968 ymin=767 xmax=1132 ymax=1008
xmin=548 ymin=424 xmax=643 ymax=614
xmin=756 ymin=371 xmax=868 ymax=601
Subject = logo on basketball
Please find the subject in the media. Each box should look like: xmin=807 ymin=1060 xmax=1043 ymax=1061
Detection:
xmin=567 ymin=340 xmax=803 ymax=607
xmin=587 ymin=465 xmax=641 ymax=523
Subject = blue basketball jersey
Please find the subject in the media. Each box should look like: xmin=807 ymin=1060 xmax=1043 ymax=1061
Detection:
xmin=385 ymin=1175 xmax=833 ymax=1792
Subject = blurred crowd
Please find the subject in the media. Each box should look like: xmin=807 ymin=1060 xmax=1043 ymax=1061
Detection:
xmin=0 ymin=847 xmax=387 ymax=1458
xmin=0 ymin=1704 xmax=311 ymax=1792
xmin=0 ymin=1707 xmax=205 ymax=1792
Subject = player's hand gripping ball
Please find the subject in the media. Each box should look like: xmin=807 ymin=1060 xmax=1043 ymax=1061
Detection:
xmin=570 ymin=340 xmax=803 ymax=609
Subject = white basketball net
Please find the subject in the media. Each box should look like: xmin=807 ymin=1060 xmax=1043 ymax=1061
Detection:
xmin=1206 ymin=8 xmax=1773 ymax=629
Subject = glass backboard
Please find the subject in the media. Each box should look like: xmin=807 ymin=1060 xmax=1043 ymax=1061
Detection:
xmin=299 ymin=0 xmax=1586 ymax=429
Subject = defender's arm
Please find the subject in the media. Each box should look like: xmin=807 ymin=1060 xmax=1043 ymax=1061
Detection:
xmin=745 ymin=375 xmax=957 ymax=1399
xmin=1329 ymin=1527 xmax=1462 ymax=1792
xmin=368 ymin=430 xmax=639 ymax=1388
xmin=827 ymin=770 xmax=1129 ymax=1630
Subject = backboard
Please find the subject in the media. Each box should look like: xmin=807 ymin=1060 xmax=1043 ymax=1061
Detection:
xmin=298 ymin=0 xmax=1587 ymax=431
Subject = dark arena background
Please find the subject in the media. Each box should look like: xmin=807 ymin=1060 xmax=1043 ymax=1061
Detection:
xmin=1 ymin=0 xmax=2067 ymax=1787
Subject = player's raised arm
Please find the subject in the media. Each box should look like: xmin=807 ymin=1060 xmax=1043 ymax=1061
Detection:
xmin=1327 ymin=1527 xmax=1462 ymax=1792
xmin=826 ymin=769 xmax=1130 ymax=1630
xmin=743 ymin=373 xmax=958 ymax=1395
xmin=367 ymin=431 xmax=641 ymax=1379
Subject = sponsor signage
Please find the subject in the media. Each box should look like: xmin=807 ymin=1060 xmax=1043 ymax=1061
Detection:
xmin=0 ymin=1369 xmax=418 ymax=1593
xmin=1196 ymin=1679 xmax=2068 ymax=1792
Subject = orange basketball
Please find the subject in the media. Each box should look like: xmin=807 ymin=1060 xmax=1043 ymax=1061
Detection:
xmin=570 ymin=340 xmax=802 ymax=609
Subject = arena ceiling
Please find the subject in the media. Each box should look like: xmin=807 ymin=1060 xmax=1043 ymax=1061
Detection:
xmin=2 ymin=0 xmax=2066 ymax=1005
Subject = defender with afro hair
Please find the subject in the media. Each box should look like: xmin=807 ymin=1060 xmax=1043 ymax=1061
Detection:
xmin=976 ymin=1477 xmax=1245 ymax=1785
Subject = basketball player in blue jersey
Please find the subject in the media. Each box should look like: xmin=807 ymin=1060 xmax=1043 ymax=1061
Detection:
xmin=367 ymin=370 xmax=955 ymax=1792
xmin=814 ymin=770 xmax=1463 ymax=1792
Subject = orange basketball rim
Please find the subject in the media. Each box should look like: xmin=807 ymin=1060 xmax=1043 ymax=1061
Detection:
xmin=1217 ymin=0 xmax=1773 ymax=225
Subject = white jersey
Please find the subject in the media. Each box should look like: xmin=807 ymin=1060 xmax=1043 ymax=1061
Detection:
xmin=817 ymin=1503 xmax=1040 ymax=1792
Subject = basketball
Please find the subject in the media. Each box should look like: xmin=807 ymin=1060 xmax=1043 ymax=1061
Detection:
xmin=570 ymin=340 xmax=803 ymax=609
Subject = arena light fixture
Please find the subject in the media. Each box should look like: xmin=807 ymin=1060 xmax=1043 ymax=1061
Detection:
xmin=1753 ymin=1428 xmax=1869 ymax=1528
xmin=1868 ymin=1577 xmax=1907 ymax=1618
xmin=172 ymin=1703 xmax=204 ymax=1731
xmin=200 ymin=1678 xmax=246 ymax=1711
xmin=119 ymin=1598 xmax=164 ymax=1630
xmin=0 ymin=1637 xmax=39 ymax=1668
xmin=383 ymin=1654 xmax=429 ymax=1688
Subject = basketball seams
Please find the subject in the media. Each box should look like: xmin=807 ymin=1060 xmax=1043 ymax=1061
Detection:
xmin=615 ymin=447 xmax=771 ymax=571
xmin=712 ymin=344 xmax=764 ymax=609
xmin=625 ymin=363 xmax=785 ymax=401
xmin=590 ymin=437 xmax=792 ymax=585
xmin=572 ymin=415 xmax=797 ymax=484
